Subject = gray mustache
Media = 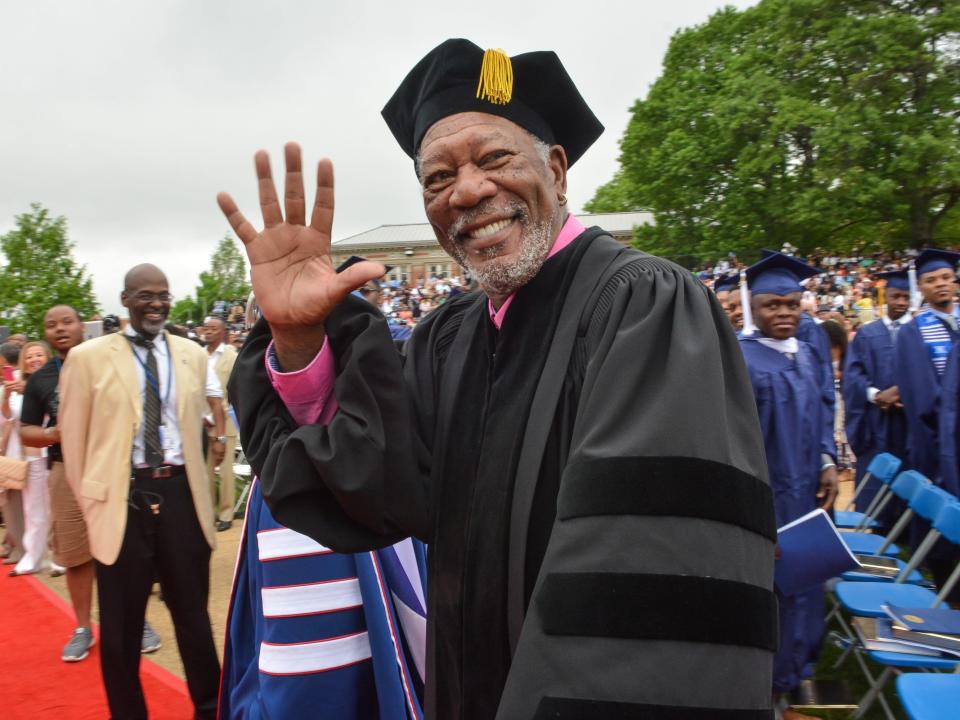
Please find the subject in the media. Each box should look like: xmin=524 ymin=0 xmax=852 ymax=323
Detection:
xmin=448 ymin=201 xmax=526 ymax=242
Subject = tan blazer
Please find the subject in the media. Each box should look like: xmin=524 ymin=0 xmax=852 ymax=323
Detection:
xmin=210 ymin=344 xmax=238 ymax=437
xmin=60 ymin=332 xmax=216 ymax=565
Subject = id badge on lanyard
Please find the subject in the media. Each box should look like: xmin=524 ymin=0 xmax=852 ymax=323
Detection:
xmin=158 ymin=423 xmax=176 ymax=455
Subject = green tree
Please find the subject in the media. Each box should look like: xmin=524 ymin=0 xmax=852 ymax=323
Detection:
xmin=588 ymin=0 xmax=960 ymax=263
xmin=170 ymin=234 xmax=250 ymax=324
xmin=0 ymin=204 xmax=100 ymax=336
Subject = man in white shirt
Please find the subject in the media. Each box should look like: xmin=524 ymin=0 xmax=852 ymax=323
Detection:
xmin=60 ymin=264 xmax=225 ymax=720
xmin=202 ymin=315 xmax=238 ymax=531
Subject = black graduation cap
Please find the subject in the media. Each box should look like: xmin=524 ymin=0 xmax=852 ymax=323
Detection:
xmin=915 ymin=248 xmax=960 ymax=277
xmin=381 ymin=39 xmax=604 ymax=166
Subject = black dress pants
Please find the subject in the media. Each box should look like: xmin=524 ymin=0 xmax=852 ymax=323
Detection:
xmin=95 ymin=470 xmax=220 ymax=720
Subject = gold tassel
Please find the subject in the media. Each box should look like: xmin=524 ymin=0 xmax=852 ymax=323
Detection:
xmin=476 ymin=48 xmax=513 ymax=105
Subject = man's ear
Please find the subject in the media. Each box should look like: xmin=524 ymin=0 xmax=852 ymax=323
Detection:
xmin=549 ymin=145 xmax=568 ymax=197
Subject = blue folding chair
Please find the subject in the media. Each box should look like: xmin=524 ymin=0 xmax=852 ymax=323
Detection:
xmin=841 ymin=473 xmax=934 ymax=583
xmin=843 ymin=470 xmax=930 ymax=559
xmin=896 ymin=673 xmax=960 ymax=720
xmin=835 ymin=487 xmax=957 ymax=618
xmin=841 ymin=500 xmax=960 ymax=719
xmin=826 ymin=484 xmax=950 ymax=675
xmin=837 ymin=452 xmax=902 ymax=529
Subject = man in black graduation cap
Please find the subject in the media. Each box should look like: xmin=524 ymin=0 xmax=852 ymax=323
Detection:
xmin=219 ymin=39 xmax=776 ymax=719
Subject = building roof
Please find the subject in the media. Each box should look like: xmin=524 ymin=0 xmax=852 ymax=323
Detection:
xmin=332 ymin=211 xmax=654 ymax=249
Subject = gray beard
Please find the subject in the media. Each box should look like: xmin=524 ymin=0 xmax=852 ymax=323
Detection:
xmin=140 ymin=317 xmax=166 ymax=337
xmin=446 ymin=204 xmax=554 ymax=299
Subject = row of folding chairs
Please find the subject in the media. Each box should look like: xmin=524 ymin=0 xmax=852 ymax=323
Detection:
xmin=825 ymin=452 xmax=960 ymax=719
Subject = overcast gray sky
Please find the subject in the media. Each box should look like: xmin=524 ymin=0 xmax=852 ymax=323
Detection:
xmin=1 ymin=0 xmax=755 ymax=315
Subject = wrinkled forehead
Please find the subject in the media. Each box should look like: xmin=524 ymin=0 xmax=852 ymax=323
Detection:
xmin=419 ymin=112 xmax=531 ymax=160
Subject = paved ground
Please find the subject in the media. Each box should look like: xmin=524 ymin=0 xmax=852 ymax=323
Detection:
xmin=36 ymin=522 xmax=242 ymax=677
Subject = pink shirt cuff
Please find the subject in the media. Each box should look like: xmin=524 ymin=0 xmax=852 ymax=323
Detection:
xmin=265 ymin=338 xmax=339 ymax=425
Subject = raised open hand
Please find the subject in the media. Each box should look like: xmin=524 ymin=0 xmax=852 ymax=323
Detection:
xmin=217 ymin=143 xmax=385 ymax=331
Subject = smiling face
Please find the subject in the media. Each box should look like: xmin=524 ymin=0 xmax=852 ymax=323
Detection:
xmin=752 ymin=292 xmax=802 ymax=340
xmin=725 ymin=290 xmax=743 ymax=331
xmin=22 ymin=343 xmax=50 ymax=375
xmin=417 ymin=112 xmax=568 ymax=303
xmin=122 ymin=264 xmax=171 ymax=338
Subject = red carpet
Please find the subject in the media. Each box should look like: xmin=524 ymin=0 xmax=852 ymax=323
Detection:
xmin=0 ymin=569 xmax=194 ymax=719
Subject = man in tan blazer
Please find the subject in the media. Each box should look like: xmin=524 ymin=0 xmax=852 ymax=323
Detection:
xmin=60 ymin=264 xmax=225 ymax=720
xmin=201 ymin=315 xmax=238 ymax=531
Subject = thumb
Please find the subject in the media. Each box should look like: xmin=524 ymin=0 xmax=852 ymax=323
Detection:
xmin=332 ymin=260 xmax=387 ymax=299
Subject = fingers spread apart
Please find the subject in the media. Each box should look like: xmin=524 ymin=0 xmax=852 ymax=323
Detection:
xmin=256 ymin=150 xmax=283 ymax=228
xmin=310 ymin=158 xmax=335 ymax=236
xmin=284 ymin=142 xmax=306 ymax=226
xmin=216 ymin=193 xmax=257 ymax=245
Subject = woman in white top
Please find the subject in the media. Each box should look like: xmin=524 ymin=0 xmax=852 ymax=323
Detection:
xmin=0 ymin=343 xmax=25 ymax=565
xmin=4 ymin=341 xmax=53 ymax=576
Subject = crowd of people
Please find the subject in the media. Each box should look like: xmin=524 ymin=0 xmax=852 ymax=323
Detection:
xmin=701 ymin=247 xmax=960 ymax=717
xmin=3 ymin=36 xmax=960 ymax=720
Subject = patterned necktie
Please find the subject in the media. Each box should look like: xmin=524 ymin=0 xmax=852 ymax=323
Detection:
xmin=133 ymin=336 xmax=164 ymax=468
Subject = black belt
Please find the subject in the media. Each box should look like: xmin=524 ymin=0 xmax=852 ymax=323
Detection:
xmin=132 ymin=464 xmax=186 ymax=480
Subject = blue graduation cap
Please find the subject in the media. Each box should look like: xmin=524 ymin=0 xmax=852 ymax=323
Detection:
xmin=745 ymin=250 xmax=820 ymax=297
xmin=915 ymin=249 xmax=960 ymax=278
xmin=713 ymin=273 xmax=739 ymax=294
xmin=876 ymin=269 xmax=910 ymax=291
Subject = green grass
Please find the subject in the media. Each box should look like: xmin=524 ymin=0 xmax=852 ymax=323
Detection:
xmin=796 ymin=638 xmax=905 ymax=719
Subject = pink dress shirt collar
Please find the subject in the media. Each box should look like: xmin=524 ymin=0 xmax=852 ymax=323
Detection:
xmin=487 ymin=213 xmax=586 ymax=330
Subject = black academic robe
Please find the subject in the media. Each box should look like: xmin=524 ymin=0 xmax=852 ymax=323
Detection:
xmin=231 ymin=229 xmax=777 ymax=720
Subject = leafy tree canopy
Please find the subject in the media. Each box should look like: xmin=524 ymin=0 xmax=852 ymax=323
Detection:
xmin=0 ymin=204 xmax=100 ymax=337
xmin=587 ymin=0 xmax=960 ymax=264
xmin=171 ymin=234 xmax=250 ymax=324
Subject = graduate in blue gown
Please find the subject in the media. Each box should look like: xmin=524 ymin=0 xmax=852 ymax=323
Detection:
xmin=841 ymin=270 xmax=911 ymax=529
xmin=896 ymin=249 xmax=960 ymax=482
xmin=713 ymin=273 xmax=744 ymax=332
xmin=760 ymin=250 xmax=835 ymax=422
xmin=739 ymin=252 xmax=838 ymax=718
xmin=940 ymin=345 xmax=960 ymax=497
xmin=897 ymin=249 xmax=960 ymax=601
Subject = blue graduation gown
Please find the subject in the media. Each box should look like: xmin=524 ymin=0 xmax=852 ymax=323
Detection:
xmin=842 ymin=319 xmax=908 ymax=524
xmin=895 ymin=312 xmax=958 ymax=481
xmin=220 ymin=479 xmax=427 ymax=720
xmin=797 ymin=313 xmax=836 ymax=427
xmin=938 ymin=345 xmax=960 ymax=496
xmin=740 ymin=336 xmax=835 ymax=693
